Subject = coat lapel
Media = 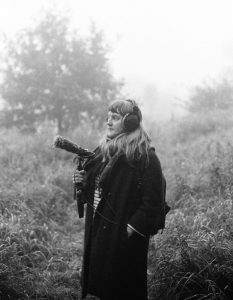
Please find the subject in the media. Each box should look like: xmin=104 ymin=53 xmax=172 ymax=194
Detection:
xmin=99 ymin=152 xmax=132 ymax=193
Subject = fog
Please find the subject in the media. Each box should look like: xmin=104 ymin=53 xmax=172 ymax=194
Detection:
xmin=0 ymin=0 xmax=233 ymax=120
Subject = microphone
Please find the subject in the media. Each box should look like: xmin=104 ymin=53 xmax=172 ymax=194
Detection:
xmin=53 ymin=136 xmax=94 ymax=158
xmin=53 ymin=136 xmax=94 ymax=218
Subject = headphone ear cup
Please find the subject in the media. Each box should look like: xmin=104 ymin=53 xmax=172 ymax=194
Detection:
xmin=123 ymin=114 xmax=140 ymax=132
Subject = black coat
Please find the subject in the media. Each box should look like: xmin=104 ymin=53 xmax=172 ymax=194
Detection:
xmin=81 ymin=147 xmax=165 ymax=300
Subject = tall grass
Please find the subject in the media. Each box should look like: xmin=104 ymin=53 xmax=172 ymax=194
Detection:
xmin=0 ymin=123 xmax=101 ymax=299
xmin=1 ymin=112 xmax=233 ymax=299
xmin=147 ymin=112 xmax=233 ymax=300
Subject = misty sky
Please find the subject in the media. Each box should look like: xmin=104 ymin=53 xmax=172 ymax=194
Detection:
xmin=0 ymin=0 xmax=233 ymax=119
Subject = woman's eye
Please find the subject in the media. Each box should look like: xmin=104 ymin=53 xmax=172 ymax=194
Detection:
xmin=106 ymin=114 xmax=121 ymax=122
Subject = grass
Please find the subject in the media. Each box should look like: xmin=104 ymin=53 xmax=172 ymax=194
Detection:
xmin=1 ymin=114 xmax=233 ymax=299
xmin=0 ymin=124 xmax=93 ymax=299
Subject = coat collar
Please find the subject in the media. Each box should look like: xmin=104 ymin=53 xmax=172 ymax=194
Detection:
xmin=99 ymin=151 xmax=124 ymax=186
xmin=84 ymin=147 xmax=134 ymax=193
xmin=99 ymin=151 xmax=135 ymax=193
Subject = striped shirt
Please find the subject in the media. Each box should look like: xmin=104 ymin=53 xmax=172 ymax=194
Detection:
xmin=93 ymin=175 xmax=102 ymax=213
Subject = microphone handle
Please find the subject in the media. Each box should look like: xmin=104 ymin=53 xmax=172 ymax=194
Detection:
xmin=74 ymin=158 xmax=84 ymax=218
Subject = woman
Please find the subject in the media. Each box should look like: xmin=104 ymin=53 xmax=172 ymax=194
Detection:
xmin=73 ymin=99 xmax=166 ymax=300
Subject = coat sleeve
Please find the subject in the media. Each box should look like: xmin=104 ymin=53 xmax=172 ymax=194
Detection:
xmin=128 ymin=149 xmax=164 ymax=236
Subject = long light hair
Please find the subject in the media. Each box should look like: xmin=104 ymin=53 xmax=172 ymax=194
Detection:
xmin=100 ymin=99 xmax=151 ymax=164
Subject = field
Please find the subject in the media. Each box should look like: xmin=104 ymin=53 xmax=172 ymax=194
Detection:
xmin=1 ymin=111 xmax=233 ymax=300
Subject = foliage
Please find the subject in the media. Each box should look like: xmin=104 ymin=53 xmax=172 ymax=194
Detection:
xmin=0 ymin=10 xmax=123 ymax=133
xmin=186 ymin=78 xmax=233 ymax=114
xmin=172 ymin=108 xmax=233 ymax=143
xmin=0 ymin=211 xmax=82 ymax=299
xmin=0 ymin=124 xmax=101 ymax=299
xmin=146 ymin=111 xmax=233 ymax=299
xmin=149 ymin=232 xmax=233 ymax=300
xmin=1 ymin=104 xmax=233 ymax=299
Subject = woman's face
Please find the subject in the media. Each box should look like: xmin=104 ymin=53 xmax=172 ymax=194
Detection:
xmin=106 ymin=111 xmax=124 ymax=139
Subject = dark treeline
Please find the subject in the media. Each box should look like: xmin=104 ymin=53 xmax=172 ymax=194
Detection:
xmin=0 ymin=10 xmax=123 ymax=134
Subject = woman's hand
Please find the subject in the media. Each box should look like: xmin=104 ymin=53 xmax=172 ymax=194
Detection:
xmin=72 ymin=170 xmax=86 ymax=184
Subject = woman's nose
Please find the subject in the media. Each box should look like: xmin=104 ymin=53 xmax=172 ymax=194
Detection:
xmin=107 ymin=117 xmax=112 ymax=126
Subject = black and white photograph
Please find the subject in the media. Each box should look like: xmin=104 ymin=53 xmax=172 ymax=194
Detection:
xmin=0 ymin=0 xmax=233 ymax=299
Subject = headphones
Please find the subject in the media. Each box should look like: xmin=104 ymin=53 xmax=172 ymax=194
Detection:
xmin=122 ymin=99 xmax=142 ymax=132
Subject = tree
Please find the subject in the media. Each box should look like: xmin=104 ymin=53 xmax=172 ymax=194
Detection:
xmin=187 ymin=79 xmax=233 ymax=114
xmin=0 ymin=11 xmax=123 ymax=132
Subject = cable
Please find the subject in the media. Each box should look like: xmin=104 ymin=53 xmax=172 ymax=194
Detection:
xmin=84 ymin=197 xmax=119 ymax=225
